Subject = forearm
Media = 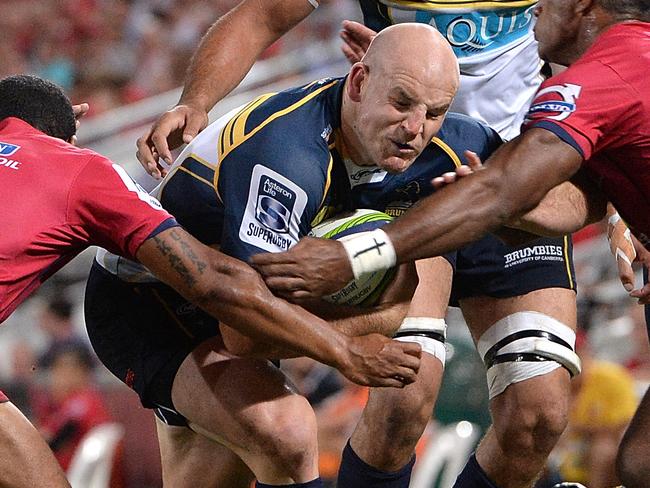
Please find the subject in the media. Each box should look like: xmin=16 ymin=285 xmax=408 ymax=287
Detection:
xmin=137 ymin=228 xmax=349 ymax=367
xmin=510 ymin=176 xmax=607 ymax=236
xmin=386 ymin=129 xmax=582 ymax=263
xmin=179 ymin=0 xmax=315 ymax=111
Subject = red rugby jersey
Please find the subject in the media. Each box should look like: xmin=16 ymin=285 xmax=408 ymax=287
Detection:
xmin=0 ymin=117 xmax=176 ymax=323
xmin=522 ymin=22 xmax=650 ymax=245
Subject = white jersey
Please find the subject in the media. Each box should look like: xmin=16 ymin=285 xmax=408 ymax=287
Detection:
xmin=360 ymin=0 xmax=543 ymax=139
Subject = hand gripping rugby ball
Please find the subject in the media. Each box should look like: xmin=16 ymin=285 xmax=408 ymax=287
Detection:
xmin=309 ymin=209 xmax=397 ymax=306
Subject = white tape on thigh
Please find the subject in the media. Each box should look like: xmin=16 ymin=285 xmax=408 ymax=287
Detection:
xmin=476 ymin=312 xmax=580 ymax=399
xmin=340 ymin=229 xmax=396 ymax=280
xmin=394 ymin=317 xmax=447 ymax=365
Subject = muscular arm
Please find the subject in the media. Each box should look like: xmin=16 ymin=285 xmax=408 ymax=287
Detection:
xmin=136 ymin=226 xmax=421 ymax=387
xmin=510 ymin=171 xmax=607 ymax=237
xmin=388 ymin=128 xmax=585 ymax=262
xmin=221 ymin=261 xmax=418 ymax=357
xmin=180 ymin=0 xmax=318 ymax=113
xmin=138 ymin=0 xmax=321 ymax=173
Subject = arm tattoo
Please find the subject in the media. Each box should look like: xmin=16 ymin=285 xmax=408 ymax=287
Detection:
xmin=170 ymin=229 xmax=207 ymax=274
xmin=153 ymin=229 xmax=208 ymax=288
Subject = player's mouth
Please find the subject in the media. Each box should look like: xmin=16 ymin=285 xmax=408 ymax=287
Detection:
xmin=391 ymin=140 xmax=416 ymax=155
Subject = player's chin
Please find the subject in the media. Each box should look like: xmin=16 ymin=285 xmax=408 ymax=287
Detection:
xmin=381 ymin=154 xmax=416 ymax=174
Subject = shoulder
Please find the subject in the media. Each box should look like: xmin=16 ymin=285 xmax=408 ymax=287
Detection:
xmin=435 ymin=112 xmax=502 ymax=157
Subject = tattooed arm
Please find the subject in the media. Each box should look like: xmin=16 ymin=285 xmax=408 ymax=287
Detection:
xmin=135 ymin=227 xmax=422 ymax=387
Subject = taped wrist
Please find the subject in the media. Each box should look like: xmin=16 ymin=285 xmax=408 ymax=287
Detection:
xmin=340 ymin=229 xmax=396 ymax=280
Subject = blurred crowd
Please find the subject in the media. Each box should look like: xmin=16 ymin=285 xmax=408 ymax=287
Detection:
xmin=0 ymin=0 xmax=350 ymax=117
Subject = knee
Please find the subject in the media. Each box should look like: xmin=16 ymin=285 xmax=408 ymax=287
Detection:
xmin=253 ymin=395 xmax=318 ymax=468
xmin=616 ymin=430 xmax=650 ymax=488
xmin=494 ymin=392 xmax=568 ymax=455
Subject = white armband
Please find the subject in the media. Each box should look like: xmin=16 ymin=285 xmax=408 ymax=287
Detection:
xmin=340 ymin=229 xmax=396 ymax=280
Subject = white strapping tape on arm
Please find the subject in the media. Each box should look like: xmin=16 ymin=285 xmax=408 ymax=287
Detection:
xmin=340 ymin=229 xmax=397 ymax=280
xmin=306 ymin=0 xmax=319 ymax=8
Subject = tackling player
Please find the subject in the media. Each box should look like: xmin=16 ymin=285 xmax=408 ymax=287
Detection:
xmin=252 ymin=2 xmax=650 ymax=487
xmin=0 ymin=74 xmax=420 ymax=488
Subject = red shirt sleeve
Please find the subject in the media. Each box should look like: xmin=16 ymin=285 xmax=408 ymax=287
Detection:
xmin=68 ymin=155 xmax=177 ymax=260
xmin=523 ymin=60 xmax=641 ymax=160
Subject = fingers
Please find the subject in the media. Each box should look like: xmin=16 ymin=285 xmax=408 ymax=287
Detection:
xmin=630 ymin=282 xmax=650 ymax=304
xmin=150 ymin=118 xmax=178 ymax=166
xmin=340 ymin=30 xmax=365 ymax=64
xmin=432 ymin=171 xmax=460 ymax=188
xmin=341 ymin=20 xmax=376 ymax=48
xmin=617 ymin=257 xmax=636 ymax=292
xmin=182 ymin=115 xmax=204 ymax=144
xmin=72 ymin=102 xmax=90 ymax=121
xmin=463 ymin=150 xmax=483 ymax=170
xmin=136 ymin=130 xmax=163 ymax=179
xmin=72 ymin=103 xmax=90 ymax=132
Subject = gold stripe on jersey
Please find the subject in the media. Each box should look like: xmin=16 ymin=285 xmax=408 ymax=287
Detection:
xmin=431 ymin=137 xmax=462 ymax=168
xmin=231 ymin=93 xmax=277 ymax=147
xmin=215 ymin=94 xmax=276 ymax=201
xmin=176 ymin=166 xmax=214 ymax=188
xmin=218 ymin=98 xmax=260 ymax=159
xmin=218 ymin=80 xmax=339 ymax=165
xmin=158 ymin=152 xmax=216 ymax=201
xmin=381 ymin=0 xmax=536 ymax=10
xmin=563 ymin=235 xmax=574 ymax=290
xmin=318 ymin=153 xmax=334 ymax=210
xmin=190 ymin=152 xmax=217 ymax=170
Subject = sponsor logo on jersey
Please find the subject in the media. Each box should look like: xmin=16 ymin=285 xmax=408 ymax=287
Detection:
xmin=504 ymin=245 xmax=563 ymax=268
xmin=255 ymin=176 xmax=295 ymax=232
xmin=0 ymin=156 xmax=21 ymax=170
xmin=385 ymin=201 xmax=413 ymax=218
xmin=526 ymin=83 xmax=582 ymax=122
xmin=0 ymin=142 xmax=20 ymax=156
xmin=387 ymin=6 xmax=535 ymax=58
xmin=240 ymin=165 xmax=308 ymax=253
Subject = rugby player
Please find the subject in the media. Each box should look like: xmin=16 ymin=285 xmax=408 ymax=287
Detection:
xmin=252 ymin=2 xmax=650 ymax=487
xmin=136 ymin=2 xmax=581 ymax=488
xmin=0 ymin=74 xmax=419 ymax=488
xmin=85 ymin=24 xmax=446 ymax=488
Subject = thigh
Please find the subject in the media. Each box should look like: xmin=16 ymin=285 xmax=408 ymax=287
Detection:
xmin=171 ymin=336 xmax=314 ymax=457
xmin=85 ymin=263 xmax=217 ymax=411
xmin=156 ymin=418 xmax=253 ymax=488
xmin=460 ymin=287 xmax=577 ymax=342
xmin=0 ymin=402 xmax=70 ymax=488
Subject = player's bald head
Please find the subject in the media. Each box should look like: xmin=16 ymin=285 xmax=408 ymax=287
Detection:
xmin=341 ymin=23 xmax=460 ymax=174
xmin=361 ymin=23 xmax=459 ymax=92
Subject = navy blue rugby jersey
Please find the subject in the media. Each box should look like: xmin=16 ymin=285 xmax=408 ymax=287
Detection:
xmin=156 ymin=76 xmax=501 ymax=261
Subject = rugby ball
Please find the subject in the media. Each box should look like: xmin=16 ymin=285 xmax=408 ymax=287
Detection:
xmin=309 ymin=209 xmax=396 ymax=306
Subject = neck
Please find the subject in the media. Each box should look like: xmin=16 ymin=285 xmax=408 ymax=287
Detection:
xmin=571 ymin=8 xmax=619 ymax=63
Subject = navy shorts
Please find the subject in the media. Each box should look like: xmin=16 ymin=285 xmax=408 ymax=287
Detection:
xmin=446 ymin=233 xmax=576 ymax=304
xmin=84 ymin=262 xmax=219 ymax=426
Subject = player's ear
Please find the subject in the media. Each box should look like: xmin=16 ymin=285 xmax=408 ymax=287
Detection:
xmin=347 ymin=62 xmax=367 ymax=103
xmin=575 ymin=0 xmax=595 ymax=16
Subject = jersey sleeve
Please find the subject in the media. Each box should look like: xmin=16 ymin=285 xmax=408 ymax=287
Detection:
xmin=522 ymin=60 xmax=640 ymax=160
xmin=216 ymin=138 xmax=330 ymax=261
xmin=68 ymin=155 xmax=178 ymax=260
